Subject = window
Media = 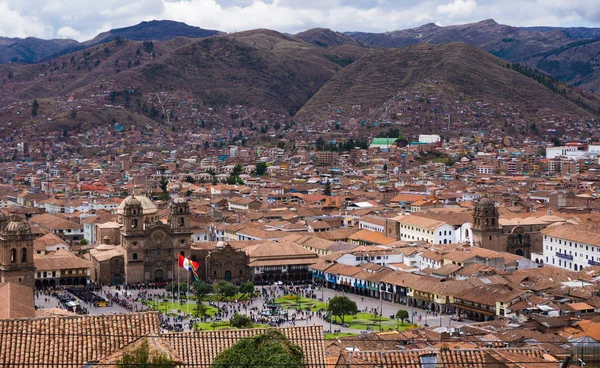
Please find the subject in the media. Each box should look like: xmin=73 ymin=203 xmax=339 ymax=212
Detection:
xmin=21 ymin=248 xmax=27 ymax=263
xmin=132 ymin=253 xmax=138 ymax=260
xmin=10 ymin=248 xmax=16 ymax=263
xmin=156 ymin=249 xmax=161 ymax=256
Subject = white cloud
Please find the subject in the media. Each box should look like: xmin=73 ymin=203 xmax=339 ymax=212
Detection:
xmin=56 ymin=26 xmax=81 ymax=39
xmin=436 ymin=0 xmax=477 ymax=19
xmin=0 ymin=1 xmax=52 ymax=38
xmin=0 ymin=0 xmax=600 ymax=41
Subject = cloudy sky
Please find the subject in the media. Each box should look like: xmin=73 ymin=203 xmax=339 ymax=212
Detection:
xmin=2 ymin=0 xmax=600 ymax=41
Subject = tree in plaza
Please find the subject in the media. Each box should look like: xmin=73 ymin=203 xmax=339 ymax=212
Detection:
xmin=194 ymin=302 xmax=209 ymax=320
xmin=194 ymin=281 xmax=214 ymax=300
xmin=238 ymin=281 xmax=255 ymax=300
xmin=165 ymin=282 xmax=187 ymax=295
xmin=327 ymin=296 xmax=357 ymax=325
xmin=212 ymin=329 xmax=303 ymax=368
xmin=116 ymin=339 xmax=176 ymax=368
xmin=396 ymin=309 xmax=409 ymax=325
xmin=229 ymin=313 xmax=253 ymax=329
xmin=193 ymin=281 xmax=214 ymax=318
xmin=217 ymin=281 xmax=238 ymax=302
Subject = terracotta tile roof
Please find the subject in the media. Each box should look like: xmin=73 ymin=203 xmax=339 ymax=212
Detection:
xmin=98 ymin=336 xmax=184 ymax=367
xmin=324 ymin=262 xmax=363 ymax=277
xmin=541 ymin=222 xmax=600 ymax=247
xmin=0 ymin=312 xmax=159 ymax=366
xmin=34 ymin=248 xmax=93 ymax=271
xmin=33 ymin=232 xmax=68 ymax=251
xmin=348 ymin=229 xmax=396 ymax=245
xmin=244 ymin=241 xmax=319 ymax=260
xmin=0 ymin=283 xmax=35 ymax=319
xmin=338 ymin=348 xmax=549 ymax=368
xmin=394 ymin=214 xmax=446 ymax=230
xmin=455 ymin=284 xmax=529 ymax=305
xmin=30 ymin=213 xmax=83 ymax=230
xmin=163 ymin=325 xmax=325 ymax=368
xmin=313 ymin=228 xmax=359 ymax=241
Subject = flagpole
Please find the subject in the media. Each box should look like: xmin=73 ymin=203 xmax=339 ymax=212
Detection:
xmin=187 ymin=266 xmax=190 ymax=315
xmin=177 ymin=256 xmax=180 ymax=304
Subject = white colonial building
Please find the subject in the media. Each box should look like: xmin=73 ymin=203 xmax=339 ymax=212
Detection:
xmin=393 ymin=214 xmax=472 ymax=245
xmin=540 ymin=223 xmax=600 ymax=271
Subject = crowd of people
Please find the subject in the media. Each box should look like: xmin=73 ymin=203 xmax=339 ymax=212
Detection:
xmin=67 ymin=287 xmax=107 ymax=306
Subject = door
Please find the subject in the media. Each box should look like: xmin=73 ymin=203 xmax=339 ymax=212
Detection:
xmin=155 ymin=269 xmax=164 ymax=282
xmin=224 ymin=270 xmax=232 ymax=281
xmin=112 ymin=274 xmax=122 ymax=285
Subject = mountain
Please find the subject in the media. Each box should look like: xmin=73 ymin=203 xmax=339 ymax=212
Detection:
xmin=295 ymin=28 xmax=364 ymax=48
xmin=86 ymin=20 xmax=224 ymax=46
xmin=296 ymin=42 xmax=600 ymax=120
xmin=0 ymin=20 xmax=224 ymax=65
xmin=0 ymin=37 xmax=80 ymax=64
xmin=1 ymin=30 xmax=598 ymax=134
xmin=346 ymin=19 xmax=600 ymax=92
xmin=0 ymin=29 xmax=344 ymax=119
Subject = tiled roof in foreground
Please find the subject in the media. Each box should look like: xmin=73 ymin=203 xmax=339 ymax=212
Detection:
xmin=0 ymin=312 xmax=159 ymax=367
xmin=164 ymin=325 xmax=326 ymax=368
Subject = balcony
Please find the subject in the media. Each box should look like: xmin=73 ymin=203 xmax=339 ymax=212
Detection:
xmin=588 ymin=260 xmax=600 ymax=266
xmin=556 ymin=252 xmax=573 ymax=260
xmin=454 ymin=301 xmax=495 ymax=315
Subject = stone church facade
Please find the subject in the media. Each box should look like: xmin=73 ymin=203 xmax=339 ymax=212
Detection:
xmin=0 ymin=213 xmax=35 ymax=289
xmin=90 ymin=195 xmax=249 ymax=285
xmin=471 ymin=198 xmax=544 ymax=258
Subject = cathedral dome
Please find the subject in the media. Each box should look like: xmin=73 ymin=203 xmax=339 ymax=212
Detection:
xmin=3 ymin=218 xmax=32 ymax=235
xmin=172 ymin=197 xmax=186 ymax=204
xmin=95 ymin=243 xmax=115 ymax=251
xmin=477 ymin=197 xmax=495 ymax=208
xmin=117 ymin=195 xmax=158 ymax=215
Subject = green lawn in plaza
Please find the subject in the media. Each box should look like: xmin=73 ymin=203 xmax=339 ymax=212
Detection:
xmin=194 ymin=321 xmax=270 ymax=331
xmin=143 ymin=300 xmax=219 ymax=317
xmin=328 ymin=312 xmax=416 ymax=332
xmin=324 ymin=332 xmax=359 ymax=339
xmin=273 ymin=295 xmax=328 ymax=311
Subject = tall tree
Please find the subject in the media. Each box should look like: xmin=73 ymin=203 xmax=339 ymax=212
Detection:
xmin=193 ymin=281 xmax=214 ymax=318
xmin=31 ymin=100 xmax=39 ymax=117
xmin=229 ymin=313 xmax=253 ymax=329
xmin=238 ymin=281 xmax=255 ymax=300
xmin=217 ymin=281 xmax=238 ymax=303
xmin=158 ymin=176 xmax=169 ymax=200
xmin=212 ymin=329 xmax=303 ymax=368
xmin=324 ymin=182 xmax=332 ymax=196
xmin=327 ymin=296 xmax=357 ymax=325
xmin=255 ymin=162 xmax=267 ymax=176
xmin=396 ymin=309 xmax=409 ymax=325
xmin=116 ymin=339 xmax=176 ymax=368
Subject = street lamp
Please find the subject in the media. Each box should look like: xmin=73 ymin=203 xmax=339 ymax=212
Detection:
xmin=379 ymin=283 xmax=383 ymax=332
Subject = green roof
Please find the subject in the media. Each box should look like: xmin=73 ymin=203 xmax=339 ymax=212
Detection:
xmin=370 ymin=138 xmax=398 ymax=146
